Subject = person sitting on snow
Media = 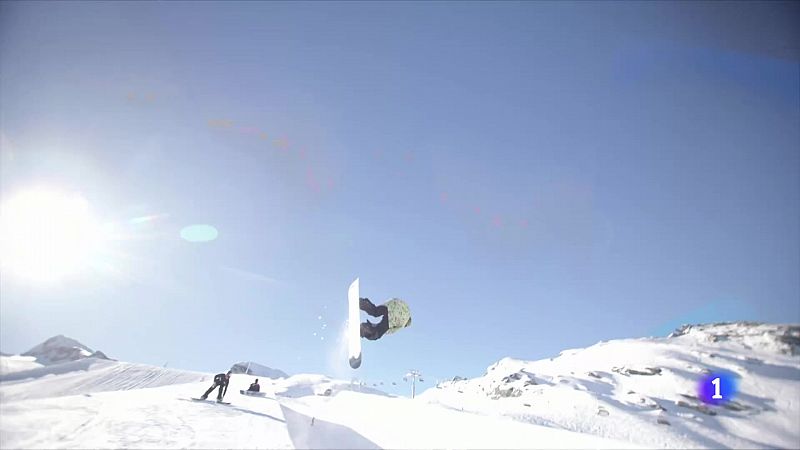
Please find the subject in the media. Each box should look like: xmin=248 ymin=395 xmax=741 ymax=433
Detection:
xmin=359 ymin=297 xmax=411 ymax=341
xmin=247 ymin=379 xmax=260 ymax=392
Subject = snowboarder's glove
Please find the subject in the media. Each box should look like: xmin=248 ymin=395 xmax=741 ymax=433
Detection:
xmin=359 ymin=297 xmax=371 ymax=310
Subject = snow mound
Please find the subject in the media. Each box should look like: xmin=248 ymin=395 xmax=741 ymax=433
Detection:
xmin=0 ymin=359 xmax=209 ymax=402
xmin=229 ymin=361 xmax=288 ymax=379
xmin=274 ymin=374 xmax=390 ymax=398
xmin=0 ymin=356 xmax=44 ymax=375
xmin=420 ymin=322 xmax=800 ymax=449
xmin=21 ymin=335 xmax=111 ymax=365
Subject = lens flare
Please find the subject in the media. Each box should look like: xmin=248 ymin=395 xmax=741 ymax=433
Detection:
xmin=180 ymin=224 xmax=219 ymax=242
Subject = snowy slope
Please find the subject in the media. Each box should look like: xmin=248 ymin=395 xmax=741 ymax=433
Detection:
xmin=1 ymin=357 xmax=634 ymax=449
xmin=0 ymin=355 xmax=43 ymax=375
xmin=0 ymin=358 xmax=209 ymax=402
xmin=4 ymin=322 xmax=795 ymax=449
xmin=1 ymin=376 xmax=294 ymax=449
xmin=419 ymin=322 xmax=800 ymax=449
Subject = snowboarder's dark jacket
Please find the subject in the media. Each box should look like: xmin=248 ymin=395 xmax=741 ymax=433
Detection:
xmin=213 ymin=373 xmax=229 ymax=386
xmin=248 ymin=382 xmax=260 ymax=392
xmin=213 ymin=373 xmax=230 ymax=396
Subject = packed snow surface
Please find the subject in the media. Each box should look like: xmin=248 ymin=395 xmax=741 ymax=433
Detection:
xmin=1 ymin=322 xmax=797 ymax=449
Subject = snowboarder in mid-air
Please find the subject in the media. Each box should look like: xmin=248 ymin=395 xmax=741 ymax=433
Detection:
xmin=200 ymin=371 xmax=231 ymax=401
xmin=359 ymin=297 xmax=411 ymax=340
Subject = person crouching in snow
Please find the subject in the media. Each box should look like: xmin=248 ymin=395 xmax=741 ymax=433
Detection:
xmin=247 ymin=379 xmax=260 ymax=392
xmin=359 ymin=297 xmax=411 ymax=340
xmin=200 ymin=371 xmax=231 ymax=401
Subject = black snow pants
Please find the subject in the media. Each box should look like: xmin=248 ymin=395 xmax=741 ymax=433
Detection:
xmin=201 ymin=382 xmax=226 ymax=400
xmin=360 ymin=297 xmax=389 ymax=340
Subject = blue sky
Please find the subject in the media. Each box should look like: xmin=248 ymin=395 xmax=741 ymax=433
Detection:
xmin=1 ymin=2 xmax=798 ymax=395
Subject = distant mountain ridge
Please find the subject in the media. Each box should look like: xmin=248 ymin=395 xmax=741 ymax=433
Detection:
xmin=21 ymin=335 xmax=111 ymax=365
xmin=230 ymin=361 xmax=288 ymax=379
xmin=668 ymin=321 xmax=800 ymax=355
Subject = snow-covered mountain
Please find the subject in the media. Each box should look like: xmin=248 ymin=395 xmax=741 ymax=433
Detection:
xmin=419 ymin=322 xmax=800 ymax=449
xmin=20 ymin=335 xmax=111 ymax=365
xmin=230 ymin=361 xmax=289 ymax=379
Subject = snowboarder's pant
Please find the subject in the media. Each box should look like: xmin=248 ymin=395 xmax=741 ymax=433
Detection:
xmin=202 ymin=382 xmax=225 ymax=400
xmin=360 ymin=297 xmax=389 ymax=340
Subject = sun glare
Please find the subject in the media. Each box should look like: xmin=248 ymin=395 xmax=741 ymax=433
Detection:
xmin=0 ymin=188 xmax=104 ymax=282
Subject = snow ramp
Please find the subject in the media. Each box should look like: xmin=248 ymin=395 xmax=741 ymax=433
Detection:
xmin=277 ymin=390 xmax=638 ymax=449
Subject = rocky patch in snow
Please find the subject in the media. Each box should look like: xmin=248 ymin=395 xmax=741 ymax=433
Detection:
xmin=669 ymin=322 xmax=800 ymax=355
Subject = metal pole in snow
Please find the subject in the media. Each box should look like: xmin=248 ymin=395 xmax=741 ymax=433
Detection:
xmin=406 ymin=370 xmax=421 ymax=399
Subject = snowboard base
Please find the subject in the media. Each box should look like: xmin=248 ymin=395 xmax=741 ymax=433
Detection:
xmin=348 ymin=278 xmax=362 ymax=369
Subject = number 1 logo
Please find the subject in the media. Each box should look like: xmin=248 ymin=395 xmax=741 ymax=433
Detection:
xmin=698 ymin=372 xmax=738 ymax=405
xmin=711 ymin=377 xmax=722 ymax=399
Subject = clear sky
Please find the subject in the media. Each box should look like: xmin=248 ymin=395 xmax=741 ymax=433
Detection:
xmin=1 ymin=2 xmax=798 ymax=396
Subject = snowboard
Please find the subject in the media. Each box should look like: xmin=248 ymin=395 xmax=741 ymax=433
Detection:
xmin=191 ymin=398 xmax=231 ymax=405
xmin=240 ymin=389 xmax=267 ymax=397
xmin=348 ymin=277 xmax=362 ymax=369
